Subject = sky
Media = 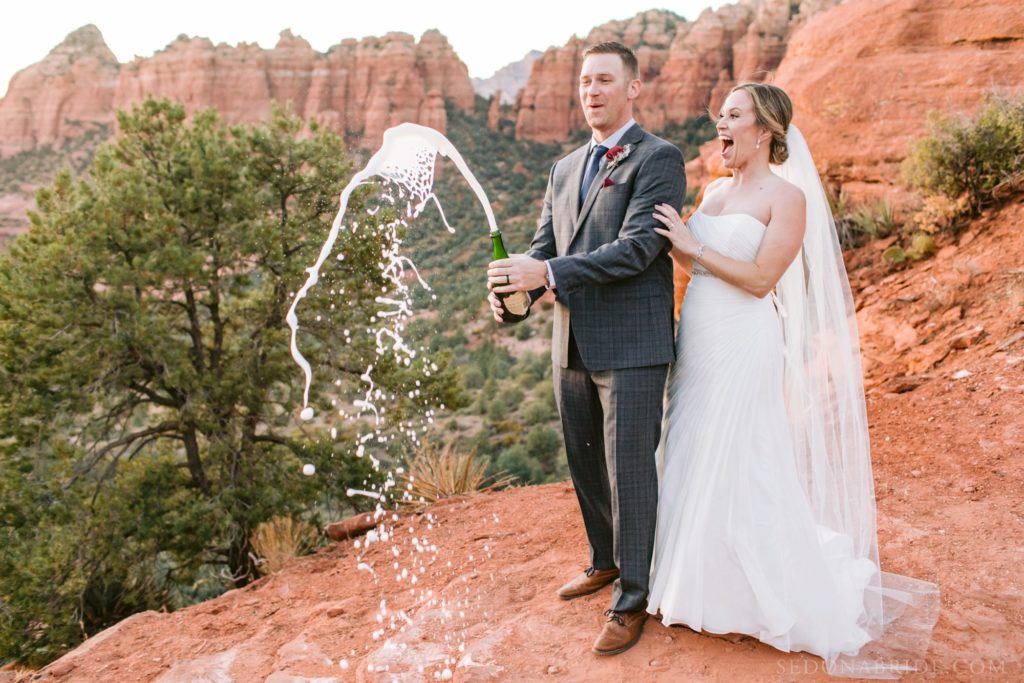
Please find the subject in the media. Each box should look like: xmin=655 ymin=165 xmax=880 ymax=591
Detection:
xmin=1 ymin=0 xmax=730 ymax=97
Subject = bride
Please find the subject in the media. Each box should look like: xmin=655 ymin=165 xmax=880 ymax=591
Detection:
xmin=647 ymin=83 xmax=938 ymax=677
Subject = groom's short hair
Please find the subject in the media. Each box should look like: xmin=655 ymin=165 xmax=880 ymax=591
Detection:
xmin=582 ymin=42 xmax=640 ymax=81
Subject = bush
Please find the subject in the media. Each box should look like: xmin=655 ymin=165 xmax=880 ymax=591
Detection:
xmin=497 ymin=385 xmax=525 ymax=408
xmin=828 ymin=188 xmax=896 ymax=251
xmin=851 ymin=200 xmax=896 ymax=242
xmin=525 ymin=425 xmax=562 ymax=472
xmin=494 ymin=446 xmax=544 ymax=484
xmin=486 ymin=396 xmax=510 ymax=422
xmin=522 ymin=400 xmax=555 ymax=424
xmin=0 ymin=100 xmax=460 ymax=665
xmin=460 ymin=365 xmax=485 ymax=389
xmin=904 ymin=92 xmax=1024 ymax=216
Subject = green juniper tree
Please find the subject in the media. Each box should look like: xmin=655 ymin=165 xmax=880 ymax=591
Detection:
xmin=0 ymin=99 xmax=462 ymax=665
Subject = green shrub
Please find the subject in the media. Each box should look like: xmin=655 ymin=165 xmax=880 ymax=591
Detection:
xmin=828 ymin=188 xmax=896 ymax=250
xmin=497 ymin=385 xmax=524 ymax=408
xmin=851 ymin=200 xmax=896 ymax=241
xmin=0 ymin=100 xmax=459 ymax=665
xmin=525 ymin=425 xmax=561 ymax=466
xmin=904 ymin=92 xmax=1024 ymax=216
xmin=486 ymin=396 xmax=510 ymax=422
xmin=460 ymin=365 xmax=485 ymax=389
xmin=494 ymin=445 xmax=544 ymax=485
xmin=522 ymin=400 xmax=555 ymax=424
xmin=514 ymin=321 xmax=534 ymax=340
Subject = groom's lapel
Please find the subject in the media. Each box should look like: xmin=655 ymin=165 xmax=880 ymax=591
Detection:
xmin=570 ymin=123 xmax=645 ymax=247
xmin=559 ymin=145 xmax=590 ymax=252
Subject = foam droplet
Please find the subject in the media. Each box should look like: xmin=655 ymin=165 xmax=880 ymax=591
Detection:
xmin=300 ymin=407 xmax=314 ymax=420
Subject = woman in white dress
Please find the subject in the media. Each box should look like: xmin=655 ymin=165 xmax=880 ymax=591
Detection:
xmin=646 ymin=83 xmax=938 ymax=678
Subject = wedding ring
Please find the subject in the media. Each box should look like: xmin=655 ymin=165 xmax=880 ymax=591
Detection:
xmin=505 ymin=275 xmax=511 ymax=285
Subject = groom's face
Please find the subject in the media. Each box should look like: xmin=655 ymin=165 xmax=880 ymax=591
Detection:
xmin=578 ymin=54 xmax=641 ymax=138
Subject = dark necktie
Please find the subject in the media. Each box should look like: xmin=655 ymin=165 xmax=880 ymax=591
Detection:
xmin=579 ymin=144 xmax=608 ymax=206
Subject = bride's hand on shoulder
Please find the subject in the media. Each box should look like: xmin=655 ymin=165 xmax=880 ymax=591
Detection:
xmin=652 ymin=203 xmax=699 ymax=256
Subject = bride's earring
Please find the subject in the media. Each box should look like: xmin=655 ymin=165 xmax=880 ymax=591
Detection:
xmin=756 ymin=136 xmax=762 ymax=150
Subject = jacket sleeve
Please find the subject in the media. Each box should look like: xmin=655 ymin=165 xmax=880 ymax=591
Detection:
xmin=545 ymin=143 xmax=685 ymax=294
xmin=525 ymin=161 xmax=557 ymax=303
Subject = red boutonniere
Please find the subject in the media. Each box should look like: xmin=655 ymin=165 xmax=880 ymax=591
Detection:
xmin=605 ymin=144 xmax=633 ymax=170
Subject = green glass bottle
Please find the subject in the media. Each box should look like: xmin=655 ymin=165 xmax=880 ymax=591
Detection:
xmin=490 ymin=230 xmax=530 ymax=323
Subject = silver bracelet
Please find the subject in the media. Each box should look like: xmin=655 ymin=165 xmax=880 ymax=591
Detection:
xmin=695 ymin=243 xmax=706 ymax=261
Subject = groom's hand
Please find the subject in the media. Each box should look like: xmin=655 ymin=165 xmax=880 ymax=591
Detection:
xmin=487 ymin=289 xmax=510 ymax=323
xmin=487 ymin=254 xmax=547 ymax=294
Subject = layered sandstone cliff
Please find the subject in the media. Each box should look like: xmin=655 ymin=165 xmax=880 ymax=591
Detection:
xmin=514 ymin=0 xmax=840 ymax=143
xmin=0 ymin=25 xmax=119 ymax=157
xmin=3 ymin=0 xmax=1022 ymax=209
xmin=0 ymin=26 xmax=476 ymax=158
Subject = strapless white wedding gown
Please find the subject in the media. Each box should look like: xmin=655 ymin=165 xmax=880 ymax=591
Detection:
xmin=647 ymin=210 xmax=878 ymax=661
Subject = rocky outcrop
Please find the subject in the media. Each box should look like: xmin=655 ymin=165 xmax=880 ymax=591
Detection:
xmin=472 ymin=50 xmax=542 ymax=105
xmin=487 ymin=91 xmax=503 ymax=131
xmin=515 ymin=10 xmax=682 ymax=143
xmin=514 ymin=1 xmax=839 ymax=143
xmin=0 ymin=25 xmax=118 ymax=157
xmin=0 ymin=26 xmax=476 ymax=158
xmin=774 ymin=0 xmax=1024 ymax=200
xmin=514 ymin=36 xmax=589 ymax=145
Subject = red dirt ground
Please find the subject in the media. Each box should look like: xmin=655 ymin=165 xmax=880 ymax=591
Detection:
xmin=12 ymin=203 xmax=1024 ymax=682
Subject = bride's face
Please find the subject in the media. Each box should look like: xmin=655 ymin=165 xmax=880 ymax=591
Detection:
xmin=716 ymin=90 xmax=768 ymax=169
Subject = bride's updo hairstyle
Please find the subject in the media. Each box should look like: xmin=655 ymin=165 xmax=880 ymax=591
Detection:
xmin=731 ymin=83 xmax=793 ymax=165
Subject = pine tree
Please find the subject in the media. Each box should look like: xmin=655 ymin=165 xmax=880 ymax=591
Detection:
xmin=0 ymin=99 xmax=462 ymax=665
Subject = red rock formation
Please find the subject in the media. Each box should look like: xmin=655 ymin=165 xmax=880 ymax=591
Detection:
xmin=113 ymin=28 xmax=474 ymax=148
xmin=775 ymin=0 xmax=1024 ymax=201
xmin=516 ymin=10 xmax=686 ymax=143
xmin=641 ymin=2 xmax=755 ymax=132
xmin=114 ymin=37 xmax=274 ymax=125
xmin=0 ymin=27 xmax=476 ymax=158
xmin=514 ymin=1 xmax=839 ymax=143
xmin=487 ymin=91 xmax=503 ymax=131
xmin=0 ymin=25 xmax=118 ymax=157
xmin=514 ymin=36 xmax=588 ymax=144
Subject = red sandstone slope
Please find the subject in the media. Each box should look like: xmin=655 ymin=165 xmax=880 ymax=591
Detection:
xmin=775 ymin=0 xmax=1024 ymax=201
xmin=23 ymin=200 xmax=1024 ymax=683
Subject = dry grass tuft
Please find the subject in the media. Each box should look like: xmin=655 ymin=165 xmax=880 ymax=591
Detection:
xmin=250 ymin=516 xmax=318 ymax=576
xmin=402 ymin=441 xmax=515 ymax=507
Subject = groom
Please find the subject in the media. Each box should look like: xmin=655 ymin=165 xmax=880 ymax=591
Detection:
xmin=487 ymin=42 xmax=684 ymax=655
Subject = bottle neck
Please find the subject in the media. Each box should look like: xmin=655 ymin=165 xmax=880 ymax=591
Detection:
xmin=491 ymin=231 xmax=508 ymax=259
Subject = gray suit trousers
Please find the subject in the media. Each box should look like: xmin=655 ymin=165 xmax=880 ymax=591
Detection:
xmin=554 ymin=342 xmax=668 ymax=613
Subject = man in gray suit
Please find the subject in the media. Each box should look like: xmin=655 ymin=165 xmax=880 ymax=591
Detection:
xmin=487 ymin=42 xmax=685 ymax=655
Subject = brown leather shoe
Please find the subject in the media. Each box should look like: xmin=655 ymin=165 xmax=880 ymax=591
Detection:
xmin=592 ymin=608 xmax=648 ymax=656
xmin=556 ymin=566 xmax=619 ymax=601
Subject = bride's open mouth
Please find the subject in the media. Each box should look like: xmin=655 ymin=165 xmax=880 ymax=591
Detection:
xmin=720 ymin=135 xmax=734 ymax=157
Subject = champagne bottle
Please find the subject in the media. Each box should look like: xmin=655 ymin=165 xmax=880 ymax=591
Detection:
xmin=490 ymin=230 xmax=531 ymax=323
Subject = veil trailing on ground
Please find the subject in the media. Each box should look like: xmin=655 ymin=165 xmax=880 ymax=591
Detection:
xmin=772 ymin=125 xmax=940 ymax=678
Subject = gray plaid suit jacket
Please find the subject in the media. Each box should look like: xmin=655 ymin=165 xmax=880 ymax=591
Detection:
xmin=527 ymin=123 xmax=686 ymax=370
